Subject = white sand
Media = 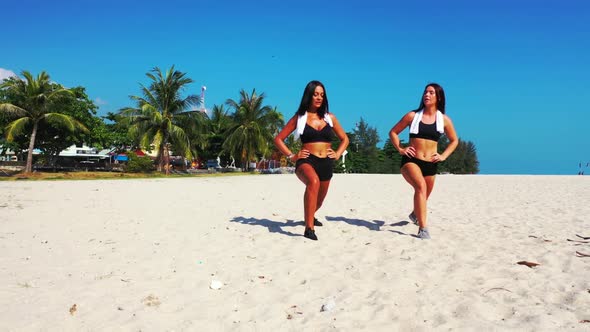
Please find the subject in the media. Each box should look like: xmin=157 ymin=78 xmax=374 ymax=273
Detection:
xmin=1 ymin=174 xmax=589 ymax=330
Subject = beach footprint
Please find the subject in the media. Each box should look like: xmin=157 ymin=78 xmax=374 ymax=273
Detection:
xmin=142 ymin=294 xmax=161 ymax=307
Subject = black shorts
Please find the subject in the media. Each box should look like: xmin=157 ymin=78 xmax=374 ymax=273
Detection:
xmin=296 ymin=154 xmax=334 ymax=181
xmin=401 ymin=155 xmax=438 ymax=176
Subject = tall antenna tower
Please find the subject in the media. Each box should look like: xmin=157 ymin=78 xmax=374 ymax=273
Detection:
xmin=200 ymin=86 xmax=207 ymax=114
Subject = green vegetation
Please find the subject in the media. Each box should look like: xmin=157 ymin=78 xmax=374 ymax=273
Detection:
xmin=0 ymin=71 xmax=87 ymax=172
xmin=223 ymin=89 xmax=283 ymax=171
xmin=125 ymin=152 xmax=155 ymax=173
xmin=1 ymin=68 xmax=479 ymax=176
xmin=119 ymin=66 xmax=204 ymax=173
xmin=438 ymin=136 xmax=480 ymax=174
xmin=0 ymin=171 xmax=254 ymax=181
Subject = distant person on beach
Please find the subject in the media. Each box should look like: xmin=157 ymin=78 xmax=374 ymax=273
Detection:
xmin=274 ymin=80 xmax=349 ymax=241
xmin=388 ymin=83 xmax=458 ymax=239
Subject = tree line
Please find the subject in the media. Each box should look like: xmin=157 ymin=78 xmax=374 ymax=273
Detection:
xmin=0 ymin=67 xmax=479 ymax=174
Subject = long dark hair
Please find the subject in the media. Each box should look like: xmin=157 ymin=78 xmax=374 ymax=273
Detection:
xmin=296 ymin=80 xmax=329 ymax=117
xmin=416 ymin=83 xmax=446 ymax=114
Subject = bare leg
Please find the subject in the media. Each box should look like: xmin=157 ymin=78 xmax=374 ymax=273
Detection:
xmin=401 ymin=164 xmax=428 ymax=228
xmin=424 ymin=175 xmax=436 ymax=199
xmin=296 ymin=164 xmax=320 ymax=230
xmin=408 ymin=175 xmax=437 ymax=223
xmin=316 ymin=180 xmax=331 ymax=212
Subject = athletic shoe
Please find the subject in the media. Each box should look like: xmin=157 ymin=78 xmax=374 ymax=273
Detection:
xmin=304 ymin=227 xmax=318 ymax=240
xmin=409 ymin=212 xmax=418 ymax=225
xmin=417 ymin=228 xmax=431 ymax=240
xmin=314 ymin=218 xmax=323 ymax=227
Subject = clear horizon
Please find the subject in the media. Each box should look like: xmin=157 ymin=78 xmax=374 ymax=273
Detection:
xmin=2 ymin=0 xmax=589 ymax=175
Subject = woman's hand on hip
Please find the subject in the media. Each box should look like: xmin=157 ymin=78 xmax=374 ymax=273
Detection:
xmin=431 ymin=152 xmax=445 ymax=163
xmin=400 ymin=146 xmax=416 ymax=157
xmin=327 ymin=149 xmax=339 ymax=159
xmin=296 ymin=149 xmax=310 ymax=160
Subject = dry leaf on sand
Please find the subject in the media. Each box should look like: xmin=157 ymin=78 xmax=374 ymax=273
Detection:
xmin=517 ymin=261 xmax=540 ymax=268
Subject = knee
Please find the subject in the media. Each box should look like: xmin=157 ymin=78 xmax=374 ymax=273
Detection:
xmin=414 ymin=184 xmax=428 ymax=196
xmin=306 ymin=177 xmax=320 ymax=190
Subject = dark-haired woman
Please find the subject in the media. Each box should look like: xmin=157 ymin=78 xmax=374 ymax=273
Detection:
xmin=389 ymin=83 xmax=458 ymax=239
xmin=274 ymin=81 xmax=349 ymax=241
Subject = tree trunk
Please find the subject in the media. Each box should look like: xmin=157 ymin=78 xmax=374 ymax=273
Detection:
xmin=25 ymin=121 xmax=39 ymax=173
xmin=165 ymin=144 xmax=170 ymax=176
xmin=156 ymin=144 xmax=165 ymax=172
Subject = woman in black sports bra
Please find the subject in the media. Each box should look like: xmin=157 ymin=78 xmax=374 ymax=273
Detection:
xmin=274 ymin=81 xmax=349 ymax=241
xmin=388 ymin=83 xmax=458 ymax=239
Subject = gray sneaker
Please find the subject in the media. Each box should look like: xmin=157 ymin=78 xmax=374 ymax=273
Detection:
xmin=417 ymin=228 xmax=431 ymax=240
xmin=409 ymin=212 xmax=418 ymax=225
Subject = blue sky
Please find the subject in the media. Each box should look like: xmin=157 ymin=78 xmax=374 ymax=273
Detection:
xmin=2 ymin=0 xmax=589 ymax=174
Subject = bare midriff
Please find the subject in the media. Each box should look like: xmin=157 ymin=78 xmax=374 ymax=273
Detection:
xmin=409 ymin=138 xmax=438 ymax=162
xmin=303 ymin=142 xmax=332 ymax=158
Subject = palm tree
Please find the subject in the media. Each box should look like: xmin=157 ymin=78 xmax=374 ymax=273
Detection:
xmin=210 ymin=104 xmax=232 ymax=137
xmin=204 ymin=104 xmax=233 ymax=160
xmin=119 ymin=66 xmax=202 ymax=173
xmin=224 ymin=89 xmax=283 ymax=170
xmin=0 ymin=71 xmax=87 ymax=173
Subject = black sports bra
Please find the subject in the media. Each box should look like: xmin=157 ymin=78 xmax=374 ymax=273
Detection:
xmin=300 ymin=124 xmax=334 ymax=144
xmin=409 ymin=121 xmax=442 ymax=142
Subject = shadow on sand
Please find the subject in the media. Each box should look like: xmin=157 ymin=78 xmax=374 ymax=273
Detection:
xmin=324 ymin=216 xmax=385 ymax=231
xmin=388 ymin=219 xmax=416 ymax=237
xmin=231 ymin=216 xmax=419 ymax=238
xmin=230 ymin=217 xmax=304 ymax=238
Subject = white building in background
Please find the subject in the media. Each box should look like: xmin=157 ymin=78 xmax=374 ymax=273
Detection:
xmin=0 ymin=148 xmax=17 ymax=161
xmin=0 ymin=144 xmax=113 ymax=162
xmin=58 ymin=144 xmax=113 ymax=162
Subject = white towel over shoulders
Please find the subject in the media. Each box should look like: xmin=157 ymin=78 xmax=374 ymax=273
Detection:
xmin=409 ymin=109 xmax=444 ymax=134
xmin=295 ymin=112 xmax=333 ymax=140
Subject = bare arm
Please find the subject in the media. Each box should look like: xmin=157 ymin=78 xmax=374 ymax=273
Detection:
xmin=327 ymin=113 xmax=349 ymax=159
xmin=440 ymin=115 xmax=458 ymax=161
xmin=273 ymin=115 xmax=298 ymax=161
xmin=388 ymin=111 xmax=416 ymax=157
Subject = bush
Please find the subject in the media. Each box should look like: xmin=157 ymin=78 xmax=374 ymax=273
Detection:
xmin=125 ymin=152 xmax=154 ymax=173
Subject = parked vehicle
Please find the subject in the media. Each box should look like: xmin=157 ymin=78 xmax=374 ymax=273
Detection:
xmin=206 ymin=159 xmax=220 ymax=168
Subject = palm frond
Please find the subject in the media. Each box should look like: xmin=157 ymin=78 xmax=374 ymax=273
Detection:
xmin=151 ymin=130 xmax=164 ymax=151
xmin=119 ymin=106 xmax=142 ymax=119
xmin=140 ymin=132 xmax=154 ymax=150
xmin=47 ymin=87 xmax=74 ymax=99
xmin=44 ymin=113 xmax=89 ymax=133
xmin=169 ymin=125 xmax=192 ymax=159
xmin=225 ymin=98 xmax=241 ymax=112
xmin=0 ymin=103 xmax=29 ymax=118
xmin=5 ymin=117 xmax=31 ymax=141
xmin=139 ymin=84 xmax=159 ymax=108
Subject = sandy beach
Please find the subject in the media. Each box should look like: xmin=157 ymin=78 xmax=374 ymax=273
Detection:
xmin=1 ymin=174 xmax=589 ymax=331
